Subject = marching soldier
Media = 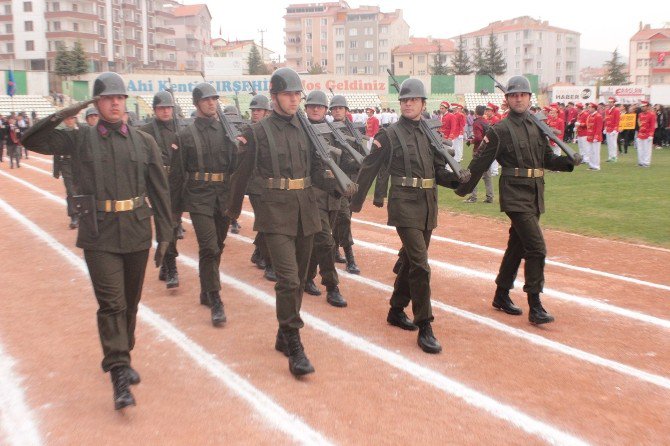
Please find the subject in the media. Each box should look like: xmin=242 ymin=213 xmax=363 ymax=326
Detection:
xmin=22 ymin=72 xmax=172 ymax=410
xmin=170 ymin=83 xmax=235 ymax=327
xmin=84 ymin=107 xmax=99 ymax=127
xmin=226 ymin=67 xmax=344 ymax=376
xmin=54 ymin=115 xmax=80 ymax=229
xmin=303 ymin=91 xmax=347 ymax=308
xmin=351 ymin=78 xmax=464 ymax=354
xmin=140 ymin=91 xmax=181 ymax=289
xmin=456 ymin=75 xmax=579 ymax=325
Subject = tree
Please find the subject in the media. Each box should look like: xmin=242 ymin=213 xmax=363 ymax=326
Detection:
xmin=247 ymin=45 xmax=269 ymax=75
xmin=430 ymin=40 xmax=449 ymax=75
xmin=450 ymin=36 xmax=473 ymax=75
xmin=308 ymin=63 xmax=325 ymax=74
xmin=71 ymin=41 xmax=89 ymax=76
xmin=485 ymin=32 xmax=507 ymax=76
xmin=602 ymin=48 xmax=629 ymax=85
xmin=55 ymin=44 xmax=74 ymax=78
xmin=472 ymin=38 xmax=487 ymax=75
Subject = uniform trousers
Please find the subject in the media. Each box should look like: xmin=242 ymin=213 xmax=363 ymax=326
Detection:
xmin=60 ymin=161 xmax=77 ymax=216
xmin=606 ymin=131 xmax=619 ymax=159
xmin=307 ymin=208 xmax=339 ymax=288
xmin=248 ymin=194 xmax=271 ymax=266
xmin=636 ymin=137 xmax=653 ymax=166
xmin=577 ymin=136 xmax=589 ymax=163
xmin=190 ymin=211 xmax=229 ymax=293
xmin=333 ymin=196 xmax=354 ymax=249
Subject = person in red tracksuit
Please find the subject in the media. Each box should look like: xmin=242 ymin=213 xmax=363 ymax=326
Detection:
xmin=488 ymin=103 xmax=501 ymax=125
xmin=574 ymin=103 xmax=590 ymax=163
xmin=463 ymin=105 xmax=493 ymax=204
xmin=604 ymin=97 xmax=621 ymax=162
xmin=636 ymin=100 xmax=656 ymax=167
xmin=547 ymin=106 xmax=565 ymax=155
xmin=439 ymin=101 xmax=453 ymax=138
xmin=565 ymin=102 xmax=578 ymax=142
xmin=585 ymin=102 xmax=603 ymax=170
xmin=365 ymin=107 xmax=379 ymax=138
xmin=449 ymin=104 xmax=466 ymax=161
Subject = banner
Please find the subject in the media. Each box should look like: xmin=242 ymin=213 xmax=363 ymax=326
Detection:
xmin=598 ymin=85 xmax=649 ymax=104
xmin=619 ymin=113 xmax=636 ymax=131
xmin=551 ymin=86 xmax=595 ymax=103
xmin=6 ymin=70 xmax=15 ymax=97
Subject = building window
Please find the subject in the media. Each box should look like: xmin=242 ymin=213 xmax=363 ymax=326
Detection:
xmin=336 ymin=67 xmax=344 ymax=74
xmin=523 ymin=30 xmax=530 ymax=39
xmin=4 ymin=4 xmax=11 ymax=14
xmin=99 ymin=24 xmax=106 ymax=37
xmin=54 ymin=21 xmax=61 ymax=31
xmin=99 ymin=42 xmax=106 ymax=55
xmin=306 ymin=32 xmax=312 ymax=40
xmin=379 ymin=65 xmax=388 ymax=73
xmin=364 ymin=40 xmax=373 ymax=49
xmin=7 ymin=42 xmax=14 ymax=52
xmin=349 ymin=41 xmax=357 ymax=49
xmin=321 ymin=31 xmax=327 ymax=40
xmin=379 ymin=39 xmax=387 ymax=47
xmin=169 ymin=53 xmax=175 ymax=61
xmin=538 ymin=32 xmax=542 ymax=40
xmin=335 ymin=27 xmax=343 ymax=36
xmin=557 ymin=33 xmax=562 ymax=41
xmin=364 ymin=27 xmax=373 ymax=35
xmin=5 ymin=23 xmax=12 ymax=33
xmin=556 ymin=48 xmax=561 ymax=56
xmin=306 ymin=45 xmax=312 ymax=53
xmin=556 ymin=76 xmax=561 ymax=83
xmin=25 ymin=21 xmax=33 ymax=32
xmin=114 ymin=29 xmax=120 ymax=40
xmin=305 ymin=18 xmax=311 ymax=27
xmin=537 ymin=61 xmax=541 ymax=69
xmin=537 ymin=47 xmax=542 ymax=55
xmin=380 ymin=26 xmax=387 ymax=34
xmin=363 ymin=53 xmax=373 ymax=61
xmin=72 ymin=2 xmax=77 ymax=12
xmin=398 ymin=61 xmax=403 ymax=68
xmin=148 ymin=33 xmax=154 ymax=44
xmin=349 ymin=28 xmax=357 ymax=36
xmin=73 ymin=22 xmax=79 ymax=32
xmin=98 ymin=6 xmax=105 ymax=19
xmin=515 ymin=61 xmax=520 ymax=69
xmin=417 ymin=55 xmax=425 ymax=63
xmin=149 ymin=50 xmax=154 ymax=62
xmin=349 ymin=54 xmax=358 ymax=62
xmin=379 ymin=52 xmax=387 ymax=61
xmin=556 ymin=62 xmax=561 ymax=70
xmin=52 ymin=2 xmax=60 ymax=11
xmin=336 ymin=54 xmax=344 ymax=61
xmin=336 ymin=41 xmax=344 ymax=49
xmin=26 ymin=40 xmax=35 ymax=51
xmin=321 ymin=45 xmax=327 ymax=52
xmin=364 ymin=66 xmax=373 ymax=74
xmin=24 ymin=2 xmax=32 ymax=12
xmin=418 ymin=70 xmax=426 ymax=75
xmin=350 ymin=67 xmax=358 ymax=74
xmin=320 ymin=18 xmax=327 ymax=26
xmin=321 ymin=59 xmax=327 ymax=66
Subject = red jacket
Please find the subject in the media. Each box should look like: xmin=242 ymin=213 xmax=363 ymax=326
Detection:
xmin=440 ymin=112 xmax=453 ymax=138
xmin=575 ymin=110 xmax=590 ymax=137
xmin=547 ymin=117 xmax=565 ymax=146
xmin=566 ymin=107 xmax=578 ymax=124
xmin=490 ymin=114 xmax=502 ymax=125
xmin=586 ymin=112 xmax=603 ymax=143
xmin=637 ymin=110 xmax=657 ymax=140
xmin=472 ymin=116 xmax=489 ymax=154
xmin=605 ymin=106 xmax=620 ymax=133
xmin=449 ymin=111 xmax=465 ymax=139
xmin=366 ymin=115 xmax=379 ymax=137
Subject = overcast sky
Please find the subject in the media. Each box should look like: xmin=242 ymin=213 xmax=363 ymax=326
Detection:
xmin=184 ymin=0 xmax=667 ymax=60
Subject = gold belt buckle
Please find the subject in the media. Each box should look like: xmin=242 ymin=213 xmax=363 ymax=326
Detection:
xmin=114 ymin=199 xmax=131 ymax=212
xmin=211 ymin=173 xmax=223 ymax=181
xmin=288 ymin=178 xmax=304 ymax=190
xmin=421 ymin=178 xmax=434 ymax=188
xmin=535 ymin=169 xmax=544 ymax=177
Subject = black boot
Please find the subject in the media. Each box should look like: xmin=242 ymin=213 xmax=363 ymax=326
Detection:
xmin=274 ymin=328 xmax=289 ymax=357
xmin=250 ymin=246 xmax=261 ymax=265
xmin=492 ymin=287 xmax=522 ymax=315
xmin=326 ymin=285 xmax=347 ymax=307
xmin=256 ymin=257 xmax=266 ymax=270
xmin=334 ymin=246 xmax=346 ymax=264
xmin=176 ymin=223 xmax=185 ymax=240
xmin=392 ymin=256 xmax=403 ymax=274
xmin=110 ymin=366 xmax=136 ymax=410
xmin=158 ymin=264 xmax=167 ymax=281
xmin=528 ymin=293 xmax=555 ymax=325
xmin=200 ymin=291 xmax=211 ymax=307
xmin=386 ymin=308 xmax=418 ymax=331
xmin=264 ymin=265 xmax=277 ymax=282
xmin=69 ymin=215 xmax=79 ymax=229
xmin=165 ymin=255 xmax=179 ymax=289
xmin=304 ymin=279 xmax=321 ymax=296
xmin=230 ymin=220 xmax=241 ymax=234
xmin=209 ymin=291 xmax=226 ymax=327
xmin=344 ymin=246 xmax=360 ymax=275
xmin=417 ymin=322 xmax=442 ymax=354
xmin=124 ymin=366 xmax=141 ymax=385
xmin=282 ymin=328 xmax=315 ymax=376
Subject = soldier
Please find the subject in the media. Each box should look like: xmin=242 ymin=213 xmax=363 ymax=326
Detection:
xmin=223 ymin=105 xmax=243 ymax=235
xmin=54 ymin=115 xmax=80 ymax=229
xmin=170 ymin=83 xmax=235 ymax=327
xmin=246 ymin=94 xmax=277 ymax=282
xmin=330 ymin=94 xmax=364 ymax=275
xmin=84 ymin=107 xmax=99 ymax=127
xmin=140 ymin=91 xmax=181 ymax=289
xmin=21 ymin=72 xmax=172 ymax=410
xmin=455 ymin=75 xmax=579 ymax=325
xmin=302 ymin=91 xmax=347 ymax=307
xmin=226 ymin=67 xmax=344 ymax=376
xmin=351 ymin=78 xmax=464 ymax=354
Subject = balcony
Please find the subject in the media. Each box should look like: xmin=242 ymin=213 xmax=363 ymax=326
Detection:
xmin=285 ymin=37 xmax=301 ymax=46
xmin=45 ymin=11 xmax=98 ymax=20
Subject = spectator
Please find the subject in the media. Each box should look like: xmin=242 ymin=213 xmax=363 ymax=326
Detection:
xmin=653 ymin=104 xmax=666 ymax=148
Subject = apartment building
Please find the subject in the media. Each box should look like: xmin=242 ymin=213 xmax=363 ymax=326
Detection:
xmin=167 ymin=2 xmax=212 ymax=73
xmin=455 ymin=16 xmax=580 ymax=86
xmin=392 ymin=37 xmax=455 ymax=76
xmin=284 ymin=1 xmax=409 ymax=75
xmin=629 ymin=24 xmax=670 ymax=86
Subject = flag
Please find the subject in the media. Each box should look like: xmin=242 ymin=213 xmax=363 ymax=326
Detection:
xmin=6 ymin=69 xmax=16 ymax=97
xmin=658 ymin=52 xmax=666 ymax=65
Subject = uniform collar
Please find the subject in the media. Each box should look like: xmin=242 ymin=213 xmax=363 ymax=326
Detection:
xmin=156 ymin=118 xmax=175 ymax=130
xmin=195 ymin=116 xmax=218 ymax=130
xmin=97 ymin=120 xmax=129 ymax=138
xmin=398 ymin=115 xmax=421 ymax=130
xmin=269 ymin=111 xmax=301 ymax=129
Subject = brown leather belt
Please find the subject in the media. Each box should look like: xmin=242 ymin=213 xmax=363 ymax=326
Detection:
xmin=391 ymin=176 xmax=436 ymax=189
xmin=188 ymin=172 xmax=228 ymax=182
xmin=97 ymin=195 xmax=145 ymax=212
xmin=501 ymin=167 xmax=544 ymax=178
xmin=266 ymin=177 xmax=312 ymax=190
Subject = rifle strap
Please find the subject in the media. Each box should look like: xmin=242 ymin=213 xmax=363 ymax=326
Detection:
xmin=151 ymin=118 xmax=165 ymax=150
xmin=498 ymin=118 xmax=525 ymax=166
xmin=387 ymin=124 xmax=413 ymax=179
xmin=188 ymin=125 xmax=206 ymax=174
xmin=128 ymin=126 xmax=146 ymax=196
xmin=259 ymin=119 xmax=281 ymax=178
xmin=345 ymin=118 xmax=364 ymax=148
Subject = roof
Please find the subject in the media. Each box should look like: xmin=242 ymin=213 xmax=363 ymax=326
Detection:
xmin=456 ymin=16 xmax=579 ymax=39
xmin=393 ymin=37 xmax=455 ymax=54
xmin=172 ymin=4 xmax=211 ymax=19
xmin=630 ymin=27 xmax=670 ymax=41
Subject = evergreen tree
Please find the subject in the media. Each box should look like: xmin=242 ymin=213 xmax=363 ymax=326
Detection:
xmin=55 ymin=44 xmax=74 ymax=78
xmin=247 ymin=45 xmax=269 ymax=75
xmin=431 ymin=40 xmax=449 ymax=75
xmin=472 ymin=39 xmax=487 ymax=75
xmin=450 ymin=36 xmax=473 ymax=75
xmin=602 ymin=48 xmax=629 ymax=85
xmin=308 ymin=63 xmax=325 ymax=74
xmin=485 ymin=32 xmax=507 ymax=75
xmin=71 ymin=41 xmax=89 ymax=76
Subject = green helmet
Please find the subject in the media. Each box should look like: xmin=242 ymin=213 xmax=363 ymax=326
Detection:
xmin=85 ymin=107 xmax=99 ymax=118
xmin=223 ymin=105 xmax=239 ymax=115
xmin=192 ymin=82 xmax=219 ymax=105
xmin=329 ymin=95 xmax=349 ymax=110
xmin=152 ymin=91 xmax=175 ymax=108
xmin=269 ymin=67 xmax=302 ymax=94
xmin=92 ymin=72 xmax=127 ymax=97
xmin=305 ymin=90 xmax=328 ymax=108
xmin=505 ymin=76 xmax=532 ymax=95
xmin=398 ymin=78 xmax=427 ymax=100
xmin=249 ymin=94 xmax=272 ymax=110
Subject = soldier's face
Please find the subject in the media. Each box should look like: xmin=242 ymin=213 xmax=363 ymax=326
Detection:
xmin=86 ymin=114 xmax=99 ymax=127
xmin=155 ymin=106 xmax=173 ymax=121
xmin=305 ymin=104 xmax=326 ymax=122
xmin=96 ymin=95 xmax=126 ymax=122
xmin=63 ymin=116 xmax=77 ymax=128
xmin=197 ymin=97 xmax=219 ymax=118
xmin=400 ymin=97 xmax=424 ymax=121
xmin=273 ymin=91 xmax=301 ymax=116
xmin=506 ymin=92 xmax=531 ymax=114
xmin=330 ymin=106 xmax=347 ymax=121
xmin=250 ymin=108 xmax=267 ymax=123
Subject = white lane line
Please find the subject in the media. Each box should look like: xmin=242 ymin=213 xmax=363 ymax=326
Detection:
xmin=24 ymin=155 xmax=51 ymax=165
xmin=0 ymin=197 xmax=332 ymax=446
xmin=3 ymin=173 xmax=589 ymax=446
xmin=0 ymin=341 xmax=42 ymax=446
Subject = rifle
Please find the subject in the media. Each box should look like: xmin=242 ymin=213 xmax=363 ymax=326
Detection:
xmin=488 ymin=74 xmax=582 ymax=164
xmin=387 ymin=69 xmax=468 ymax=181
xmin=200 ymin=72 xmax=240 ymax=149
xmin=295 ymin=109 xmax=357 ymax=196
xmin=165 ymin=77 xmax=183 ymax=150
xmin=328 ymin=87 xmax=369 ymax=156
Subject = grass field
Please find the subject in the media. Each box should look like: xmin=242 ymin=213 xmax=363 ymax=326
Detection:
xmin=438 ymin=143 xmax=670 ymax=248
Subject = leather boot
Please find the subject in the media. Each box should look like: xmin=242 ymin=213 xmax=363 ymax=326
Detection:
xmin=392 ymin=256 xmax=403 ymax=275
xmin=256 ymin=257 xmax=266 ymax=270
xmin=304 ymin=279 xmax=321 ymax=296
xmin=250 ymin=246 xmax=261 ymax=265
xmin=209 ymin=291 xmax=226 ymax=327
xmin=334 ymin=246 xmax=346 ymax=264
xmin=386 ymin=308 xmax=418 ymax=331
xmin=417 ymin=321 xmax=442 ymax=354
xmin=264 ymin=265 xmax=277 ymax=282
xmin=158 ymin=264 xmax=167 ymax=281
xmin=110 ymin=366 xmax=136 ymax=410
xmin=528 ymin=293 xmax=555 ymax=325
xmin=69 ymin=215 xmax=79 ymax=230
xmin=176 ymin=223 xmax=185 ymax=240
xmin=124 ymin=365 xmax=141 ymax=385
xmin=282 ymin=328 xmax=315 ymax=376
xmin=165 ymin=255 xmax=179 ymax=289
xmin=492 ymin=286 xmax=522 ymax=315
xmin=199 ymin=291 xmax=211 ymax=307
xmin=274 ymin=328 xmax=289 ymax=357
xmin=344 ymin=246 xmax=360 ymax=275
xmin=326 ymin=285 xmax=347 ymax=307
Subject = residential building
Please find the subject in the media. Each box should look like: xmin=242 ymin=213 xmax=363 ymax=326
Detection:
xmin=212 ymin=38 xmax=275 ymax=63
xmin=629 ymin=24 xmax=670 ymax=86
xmin=455 ymin=16 xmax=580 ymax=87
xmin=167 ymin=2 xmax=212 ymax=73
xmin=392 ymin=37 xmax=455 ymax=76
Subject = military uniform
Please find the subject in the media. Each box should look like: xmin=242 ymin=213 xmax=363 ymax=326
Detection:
xmin=53 ymin=124 xmax=80 ymax=227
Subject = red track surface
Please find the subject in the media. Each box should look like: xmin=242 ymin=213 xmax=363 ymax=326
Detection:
xmin=0 ymin=153 xmax=668 ymax=445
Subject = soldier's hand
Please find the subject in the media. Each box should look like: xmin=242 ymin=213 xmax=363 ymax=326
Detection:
xmin=154 ymin=241 xmax=169 ymax=268
xmin=373 ymin=199 xmax=384 ymax=208
xmin=571 ymin=153 xmax=583 ymax=166
xmin=56 ymin=97 xmax=99 ymax=120
xmin=343 ymin=182 xmax=358 ymax=198
xmin=457 ymin=169 xmax=472 ymax=184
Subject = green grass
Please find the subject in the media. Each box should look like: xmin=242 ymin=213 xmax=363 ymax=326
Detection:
xmin=437 ymin=144 xmax=670 ymax=248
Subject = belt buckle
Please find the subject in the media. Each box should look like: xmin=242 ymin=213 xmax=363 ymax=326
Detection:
xmin=288 ymin=178 xmax=304 ymax=190
xmin=115 ymin=199 xmax=131 ymax=212
xmin=421 ymin=178 xmax=433 ymax=188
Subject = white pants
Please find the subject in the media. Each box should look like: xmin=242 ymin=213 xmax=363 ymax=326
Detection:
xmin=636 ymin=137 xmax=653 ymax=166
xmin=577 ymin=136 xmax=589 ymax=163
xmin=588 ymin=141 xmax=601 ymax=169
xmin=606 ymin=131 xmax=619 ymax=159
xmin=489 ymin=160 xmax=499 ymax=176
xmin=453 ymin=135 xmax=464 ymax=162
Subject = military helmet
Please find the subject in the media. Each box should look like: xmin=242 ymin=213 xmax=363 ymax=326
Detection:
xmin=92 ymin=72 xmax=127 ymax=97
xmin=85 ymin=107 xmax=99 ymax=118
xmin=192 ymin=82 xmax=219 ymax=105
xmin=305 ymin=90 xmax=328 ymax=108
xmin=269 ymin=67 xmax=302 ymax=95
xmin=329 ymin=95 xmax=349 ymax=110
xmin=223 ymin=105 xmax=239 ymax=115
xmin=398 ymin=78 xmax=427 ymax=100
xmin=505 ymin=76 xmax=532 ymax=95
xmin=152 ymin=91 xmax=175 ymax=108
xmin=249 ymin=94 xmax=272 ymax=110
